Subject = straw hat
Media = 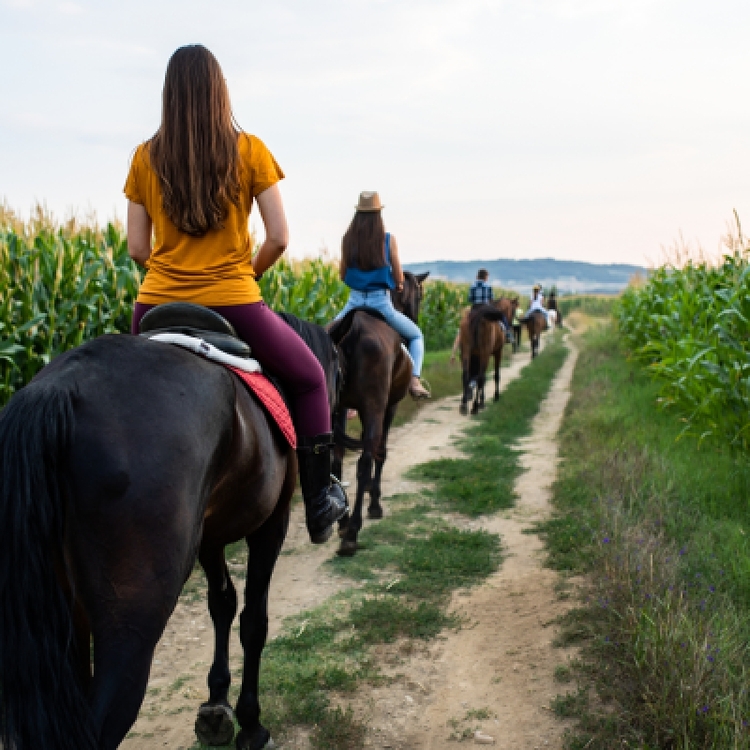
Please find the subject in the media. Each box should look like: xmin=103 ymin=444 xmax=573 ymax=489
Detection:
xmin=533 ymin=284 xmax=541 ymax=291
xmin=356 ymin=191 xmax=384 ymax=212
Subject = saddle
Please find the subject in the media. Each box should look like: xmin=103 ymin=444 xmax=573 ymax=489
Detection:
xmin=139 ymin=303 xmax=296 ymax=448
xmin=328 ymin=307 xmax=409 ymax=347
xmin=522 ymin=309 xmax=548 ymax=330
xmin=139 ymin=302 xmax=251 ymax=359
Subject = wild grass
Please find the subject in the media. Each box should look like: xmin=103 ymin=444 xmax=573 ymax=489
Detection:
xmin=557 ymin=294 xmax=618 ymax=319
xmin=537 ymin=323 xmax=750 ymax=749
xmin=408 ymin=334 xmax=569 ymax=515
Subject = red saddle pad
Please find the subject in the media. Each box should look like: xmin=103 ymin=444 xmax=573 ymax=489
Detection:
xmin=227 ymin=367 xmax=296 ymax=449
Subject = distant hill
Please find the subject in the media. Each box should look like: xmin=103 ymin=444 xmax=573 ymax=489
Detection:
xmin=403 ymin=258 xmax=646 ymax=295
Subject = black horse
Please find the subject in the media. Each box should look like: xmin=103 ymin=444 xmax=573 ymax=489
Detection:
xmin=547 ymin=291 xmax=563 ymax=328
xmin=329 ymin=271 xmax=428 ymax=556
xmin=0 ymin=313 xmax=338 ymax=750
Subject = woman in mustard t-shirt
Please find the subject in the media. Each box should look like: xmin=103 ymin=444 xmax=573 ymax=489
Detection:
xmin=125 ymin=45 xmax=347 ymax=544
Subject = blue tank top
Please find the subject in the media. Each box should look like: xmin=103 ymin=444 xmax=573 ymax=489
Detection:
xmin=343 ymin=234 xmax=396 ymax=292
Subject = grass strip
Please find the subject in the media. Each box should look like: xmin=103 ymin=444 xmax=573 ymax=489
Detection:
xmin=407 ymin=334 xmax=569 ymax=515
xmin=537 ymin=323 xmax=750 ymax=749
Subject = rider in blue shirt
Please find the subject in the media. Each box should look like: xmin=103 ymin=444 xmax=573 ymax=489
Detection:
xmin=334 ymin=191 xmax=430 ymax=400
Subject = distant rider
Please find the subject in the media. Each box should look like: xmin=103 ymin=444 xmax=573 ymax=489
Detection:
xmin=334 ymin=191 xmax=431 ymax=400
xmin=469 ymin=269 xmax=514 ymax=344
xmin=527 ymin=284 xmax=551 ymax=327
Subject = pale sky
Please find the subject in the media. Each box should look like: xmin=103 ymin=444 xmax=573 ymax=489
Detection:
xmin=2 ymin=0 xmax=749 ymax=265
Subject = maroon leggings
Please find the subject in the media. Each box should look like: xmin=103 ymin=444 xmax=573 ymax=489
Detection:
xmin=132 ymin=301 xmax=331 ymax=438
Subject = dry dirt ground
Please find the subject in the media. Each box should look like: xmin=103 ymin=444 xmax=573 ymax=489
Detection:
xmin=123 ymin=330 xmax=577 ymax=750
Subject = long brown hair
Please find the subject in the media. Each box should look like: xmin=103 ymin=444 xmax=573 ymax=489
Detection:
xmin=149 ymin=45 xmax=240 ymax=237
xmin=341 ymin=211 xmax=386 ymax=271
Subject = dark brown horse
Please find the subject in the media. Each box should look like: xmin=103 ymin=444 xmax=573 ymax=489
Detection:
xmin=458 ymin=303 xmax=507 ymax=415
xmin=488 ymin=297 xmax=518 ymax=398
xmin=329 ymin=272 xmax=428 ymax=557
xmin=524 ymin=310 xmax=548 ymax=358
xmin=0 ymin=314 xmax=339 ymax=750
xmin=547 ymin=292 xmax=563 ymax=328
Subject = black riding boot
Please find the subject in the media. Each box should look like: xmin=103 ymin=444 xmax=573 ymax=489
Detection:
xmin=297 ymin=434 xmax=349 ymax=544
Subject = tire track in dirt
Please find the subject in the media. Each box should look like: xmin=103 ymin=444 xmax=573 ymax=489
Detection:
xmin=122 ymin=346 xmax=540 ymax=749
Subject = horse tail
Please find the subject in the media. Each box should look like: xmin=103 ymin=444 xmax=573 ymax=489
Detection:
xmin=0 ymin=382 xmax=97 ymax=750
xmin=468 ymin=307 xmax=485 ymax=351
xmin=334 ymin=421 xmax=364 ymax=451
xmin=468 ymin=353 xmax=481 ymax=381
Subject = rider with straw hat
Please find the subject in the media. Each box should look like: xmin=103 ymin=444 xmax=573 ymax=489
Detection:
xmin=528 ymin=284 xmax=551 ymax=327
xmin=334 ymin=191 xmax=430 ymax=400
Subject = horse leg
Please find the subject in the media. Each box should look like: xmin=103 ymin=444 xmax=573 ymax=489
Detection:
xmin=460 ymin=363 xmax=470 ymax=415
xmin=87 ymin=584 xmax=177 ymax=750
xmin=234 ymin=494 xmax=290 ymax=750
xmin=339 ymin=448 xmax=371 ymax=556
xmin=471 ymin=375 xmax=481 ymax=415
xmin=368 ymin=403 xmax=397 ymax=519
xmin=339 ymin=411 xmax=381 ymax=557
xmin=493 ymin=351 xmax=501 ymax=402
xmin=194 ymin=545 xmax=238 ymax=746
xmin=332 ymin=408 xmax=346 ymax=485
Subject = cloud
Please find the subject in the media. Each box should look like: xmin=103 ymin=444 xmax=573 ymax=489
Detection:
xmin=58 ymin=1 xmax=83 ymax=13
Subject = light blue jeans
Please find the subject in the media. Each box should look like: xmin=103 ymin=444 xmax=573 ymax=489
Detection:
xmin=334 ymin=289 xmax=424 ymax=376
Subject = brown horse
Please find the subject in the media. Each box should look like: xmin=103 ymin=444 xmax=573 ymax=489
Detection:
xmin=329 ymin=272 xmax=428 ymax=556
xmin=524 ymin=310 xmax=548 ymax=358
xmin=488 ymin=297 xmax=518 ymax=397
xmin=458 ymin=303 xmax=507 ymax=415
xmin=0 ymin=311 xmax=339 ymax=750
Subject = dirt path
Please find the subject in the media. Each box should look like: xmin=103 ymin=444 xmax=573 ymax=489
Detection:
xmin=122 ymin=337 xmax=563 ymax=749
xmin=348 ymin=338 xmax=580 ymax=750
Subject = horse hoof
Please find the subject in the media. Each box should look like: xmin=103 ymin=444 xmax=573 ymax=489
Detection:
xmin=337 ymin=512 xmax=350 ymax=537
xmin=337 ymin=540 xmax=359 ymax=557
xmin=367 ymin=505 xmax=383 ymax=520
xmin=459 ymin=404 xmax=468 ymax=415
xmin=493 ymin=393 xmax=500 ymax=402
xmin=195 ymin=701 xmax=235 ymax=746
xmin=235 ymin=726 xmax=275 ymax=750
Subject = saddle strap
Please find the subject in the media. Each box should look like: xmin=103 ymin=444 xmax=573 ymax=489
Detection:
xmin=149 ymin=333 xmax=262 ymax=373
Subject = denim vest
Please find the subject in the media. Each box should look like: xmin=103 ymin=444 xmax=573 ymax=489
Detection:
xmin=343 ymin=234 xmax=396 ymax=292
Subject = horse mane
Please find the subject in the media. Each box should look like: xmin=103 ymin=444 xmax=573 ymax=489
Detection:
xmin=276 ymin=311 xmax=335 ymax=371
xmin=276 ymin=311 xmax=343 ymax=412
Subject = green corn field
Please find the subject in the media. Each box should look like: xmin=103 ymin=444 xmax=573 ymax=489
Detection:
xmin=616 ymin=228 xmax=750 ymax=453
xmin=0 ymin=209 xmax=472 ymax=406
xmin=0 ymin=210 xmax=140 ymax=407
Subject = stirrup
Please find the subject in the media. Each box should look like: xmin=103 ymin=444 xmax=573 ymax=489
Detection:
xmin=409 ymin=378 xmax=431 ymax=401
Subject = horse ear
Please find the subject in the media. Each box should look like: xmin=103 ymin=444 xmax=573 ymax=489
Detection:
xmin=416 ymin=272 xmax=430 ymax=283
